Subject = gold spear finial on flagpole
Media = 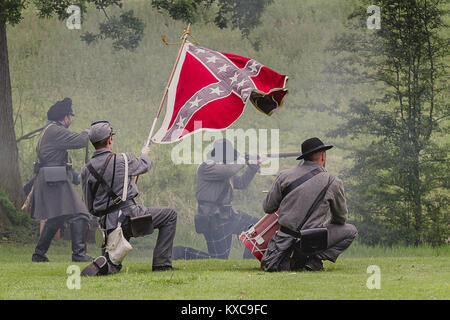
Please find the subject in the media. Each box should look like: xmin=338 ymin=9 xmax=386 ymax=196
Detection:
xmin=135 ymin=24 xmax=194 ymax=183
xmin=161 ymin=24 xmax=200 ymax=46
xmin=148 ymin=24 xmax=192 ymax=143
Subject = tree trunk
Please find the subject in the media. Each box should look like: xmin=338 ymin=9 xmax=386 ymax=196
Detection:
xmin=0 ymin=21 xmax=25 ymax=231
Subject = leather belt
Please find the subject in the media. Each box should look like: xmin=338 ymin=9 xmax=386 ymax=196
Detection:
xmin=93 ymin=198 xmax=136 ymax=217
xmin=280 ymin=225 xmax=302 ymax=238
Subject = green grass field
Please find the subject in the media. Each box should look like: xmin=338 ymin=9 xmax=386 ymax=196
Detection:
xmin=0 ymin=241 xmax=448 ymax=300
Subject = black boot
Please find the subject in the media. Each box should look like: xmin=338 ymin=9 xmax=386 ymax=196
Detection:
xmin=81 ymin=256 xmax=109 ymax=277
xmin=104 ymin=252 xmax=122 ymax=274
xmin=304 ymin=255 xmax=324 ymax=271
xmin=71 ymin=218 xmax=94 ymax=262
xmin=32 ymin=219 xmax=61 ymax=262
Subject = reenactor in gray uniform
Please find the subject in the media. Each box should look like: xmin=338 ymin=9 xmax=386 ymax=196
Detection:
xmin=261 ymin=137 xmax=358 ymax=272
xmin=80 ymin=121 xmax=177 ymax=276
xmin=31 ymin=98 xmax=93 ymax=262
xmin=176 ymin=139 xmax=262 ymax=260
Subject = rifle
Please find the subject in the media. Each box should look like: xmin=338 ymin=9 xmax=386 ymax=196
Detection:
xmin=244 ymin=152 xmax=302 ymax=162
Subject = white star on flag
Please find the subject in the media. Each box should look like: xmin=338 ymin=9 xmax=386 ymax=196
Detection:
xmin=206 ymin=56 xmax=218 ymax=64
xmin=237 ymin=79 xmax=247 ymax=89
xmin=249 ymin=61 xmax=259 ymax=73
xmin=210 ymin=86 xmax=224 ymax=95
xmin=189 ymin=96 xmax=202 ymax=108
xmin=230 ymin=73 xmax=239 ymax=84
xmin=176 ymin=116 xmax=186 ymax=128
xmin=218 ymin=64 xmax=229 ymax=73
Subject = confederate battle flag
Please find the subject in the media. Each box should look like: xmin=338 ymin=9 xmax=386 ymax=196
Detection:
xmin=151 ymin=43 xmax=289 ymax=144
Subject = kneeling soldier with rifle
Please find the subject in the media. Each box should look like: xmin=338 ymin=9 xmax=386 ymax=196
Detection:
xmin=80 ymin=121 xmax=177 ymax=276
xmin=173 ymin=138 xmax=263 ymax=260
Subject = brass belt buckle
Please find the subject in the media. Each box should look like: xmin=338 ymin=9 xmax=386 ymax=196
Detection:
xmin=113 ymin=197 xmax=123 ymax=205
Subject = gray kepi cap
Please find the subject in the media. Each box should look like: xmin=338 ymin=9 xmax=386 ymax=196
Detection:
xmin=89 ymin=120 xmax=115 ymax=144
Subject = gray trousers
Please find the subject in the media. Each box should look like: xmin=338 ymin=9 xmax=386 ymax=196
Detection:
xmin=145 ymin=206 xmax=177 ymax=267
xmin=261 ymin=223 xmax=357 ymax=271
xmin=110 ymin=206 xmax=177 ymax=268
xmin=319 ymin=223 xmax=358 ymax=262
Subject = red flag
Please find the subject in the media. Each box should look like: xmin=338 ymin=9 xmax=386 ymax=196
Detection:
xmin=151 ymin=43 xmax=289 ymax=144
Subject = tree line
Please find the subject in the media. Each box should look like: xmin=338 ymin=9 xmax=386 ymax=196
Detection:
xmin=0 ymin=0 xmax=448 ymax=245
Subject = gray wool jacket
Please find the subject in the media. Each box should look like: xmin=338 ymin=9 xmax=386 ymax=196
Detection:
xmin=196 ymin=160 xmax=259 ymax=214
xmin=81 ymin=149 xmax=152 ymax=230
xmin=263 ymin=161 xmax=348 ymax=232
xmin=31 ymin=122 xmax=89 ymax=220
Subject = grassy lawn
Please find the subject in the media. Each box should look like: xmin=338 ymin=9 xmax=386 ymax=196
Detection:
xmin=0 ymin=241 xmax=448 ymax=300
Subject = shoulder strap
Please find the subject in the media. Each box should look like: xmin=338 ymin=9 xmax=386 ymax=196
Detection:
xmin=36 ymin=123 xmax=56 ymax=164
xmin=106 ymin=154 xmax=117 ymax=210
xmin=281 ymin=168 xmax=323 ymax=199
xmin=90 ymin=153 xmax=114 ymax=198
xmin=120 ymin=153 xmax=129 ymax=202
xmin=117 ymin=153 xmax=129 ymax=225
xmin=87 ymin=156 xmax=122 ymax=206
xmin=297 ymin=176 xmax=334 ymax=231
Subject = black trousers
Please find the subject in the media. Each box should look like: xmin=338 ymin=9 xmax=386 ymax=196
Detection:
xmin=203 ymin=210 xmax=258 ymax=259
xmin=173 ymin=209 xmax=258 ymax=260
xmin=44 ymin=213 xmax=89 ymax=230
xmin=34 ymin=213 xmax=89 ymax=257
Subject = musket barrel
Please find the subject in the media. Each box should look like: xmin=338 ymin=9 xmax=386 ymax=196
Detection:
xmin=245 ymin=152 xmax=301 ymax=162
xmin=265 ymin=152 xmax=302 ymax=158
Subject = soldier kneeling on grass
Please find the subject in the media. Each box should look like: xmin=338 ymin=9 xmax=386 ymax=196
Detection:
xmin=80 ymin=121 xmax=177 ymax=276
xmin=261 ymin=137 xmax=358 ymax=272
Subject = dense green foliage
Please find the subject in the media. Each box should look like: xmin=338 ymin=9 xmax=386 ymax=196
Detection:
xmin=324 ymin=0 xmax=449 ymax=245
xmin=1 ymin=1 xmax=145 ymax=50
xmin=0 ymin=188 xmax=37 ymax=241
xmin=151 ymin=0 xmax=273 ymax=38
xmin=6 ymin=0 xmax=449 ymax=248
xmin=0 ymin=0 xmax=26 ymax=25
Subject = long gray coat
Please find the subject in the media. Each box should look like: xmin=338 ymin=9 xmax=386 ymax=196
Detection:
xmin=263 ymin=161 xmax=348 ymax=231
xmin=31 ymin=122 xmax=89 ymax=220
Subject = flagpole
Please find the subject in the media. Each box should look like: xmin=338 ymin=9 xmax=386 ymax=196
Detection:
xmin=144 ymin=23 xmax=191 ymax=148
xmin=136 ymin=24 xmax=191 ymax=183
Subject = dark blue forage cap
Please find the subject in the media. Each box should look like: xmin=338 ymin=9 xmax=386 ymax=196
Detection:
xmin=47 ymin=97 xmax=74 ymax=121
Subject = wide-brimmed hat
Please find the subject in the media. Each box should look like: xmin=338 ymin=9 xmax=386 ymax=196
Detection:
xmin=296 ymin=137 xmax=333 ymax=160
xmin=207 ymin=138 xmax=239 ymax=163
xmin=47 ymin=98 xmax=74 ymax=121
